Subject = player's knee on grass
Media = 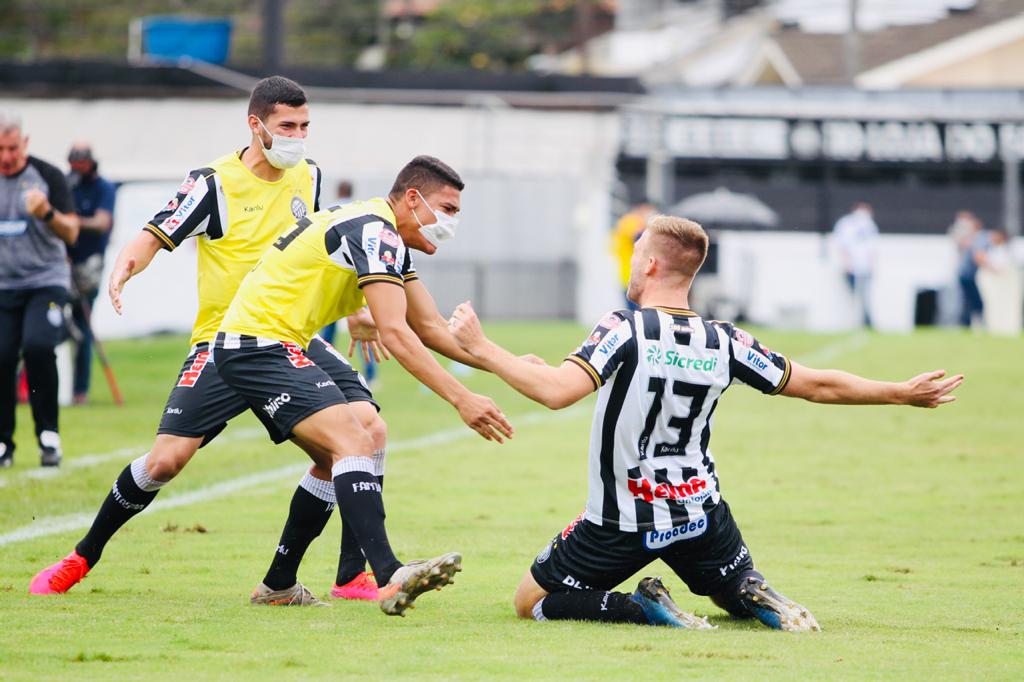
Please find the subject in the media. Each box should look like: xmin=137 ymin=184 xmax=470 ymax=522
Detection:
xmin=146 ymin=435 xmax=202 ymax=482
xmin=513 ymin=572 xmax=548 ymax=619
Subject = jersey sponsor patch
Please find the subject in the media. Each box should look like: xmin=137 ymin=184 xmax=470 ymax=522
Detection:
xmin=642 ymin=516 xmax=708 ymax=550
xmin=627 ymin=475 xmax=711 ymax=504
xmin=177 ymin=350 xmax=212 ymax=387
xmin=379 ymin=227 xmax=400 ymax=248
xmin=560 ymin=511 xmax=585 ymax=540
xmin=732 ymin=328 xmax=754 ymax=348
xmin=282 ymin=342 xmax=314 ymax=369
xmin=159 ymin=191 xmax=199 ymax=235
xmin=177 ymin=175 xmax=196 ymax=195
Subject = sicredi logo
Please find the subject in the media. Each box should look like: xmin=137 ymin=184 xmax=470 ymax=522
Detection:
xmin=646 ymin=346 xmax=717 ymax=372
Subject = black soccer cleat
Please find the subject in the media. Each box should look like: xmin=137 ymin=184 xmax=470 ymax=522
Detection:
xmin=631 ymin=577 xmax=715 ymax=629
xmin=738 ymin=576 xmax=820 ymax=632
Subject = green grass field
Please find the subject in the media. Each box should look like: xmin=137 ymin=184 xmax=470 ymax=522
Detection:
xmin=0 ymin=324 xmax=1021 ymax=681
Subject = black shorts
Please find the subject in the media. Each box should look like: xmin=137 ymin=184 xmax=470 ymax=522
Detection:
xmin=529 ymin=500 xmax=754 ymax=597
xmin=159 ymin=335 xmax=375 ymax=445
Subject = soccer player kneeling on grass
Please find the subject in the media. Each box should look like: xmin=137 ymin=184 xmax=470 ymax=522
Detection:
xmin=447 ymin=215 xmax=963 ymax=631
xmin=213 ymin=155 xmax=514 ymax=614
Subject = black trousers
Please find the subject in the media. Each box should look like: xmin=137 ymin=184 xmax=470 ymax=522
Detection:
xmin=0 ymin=286 xmax=68 ymax=449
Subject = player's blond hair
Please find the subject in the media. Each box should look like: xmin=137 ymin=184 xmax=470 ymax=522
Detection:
xmin=644 ymin=214 xmax=708 ymax=278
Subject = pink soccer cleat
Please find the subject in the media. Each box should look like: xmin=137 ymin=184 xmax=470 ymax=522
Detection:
xmin=30 ymin=551 xmax=91 ymax=595
xmin=330 ymin=571 xmax=379 ymax=601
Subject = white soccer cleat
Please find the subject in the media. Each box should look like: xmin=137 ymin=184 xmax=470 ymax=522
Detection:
xmin=378 ymin=552 xmax=462 ymax=616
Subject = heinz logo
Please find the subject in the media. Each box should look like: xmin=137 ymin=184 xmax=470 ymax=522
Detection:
xmin=628 ymin=476 xmax=707 ymax=503
xmin=746 ymin=350 xmax=768 ymax=371
xmin=177 ymin=351 xmax=211 ymax=387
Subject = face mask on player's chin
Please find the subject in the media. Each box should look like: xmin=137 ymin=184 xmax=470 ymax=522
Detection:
xmin=256 ymin=119 xmax=306 ymax=170
xmin=412 ymin=190 xmax=458 ymax=247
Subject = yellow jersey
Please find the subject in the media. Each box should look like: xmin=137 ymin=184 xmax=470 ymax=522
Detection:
xmin=143 ymin=151 xmax=321 ymax=346
xmin=219 ymin=198 xmax=418 ymax=348
xmin=610 ymin=211 xmax=646 ymax=289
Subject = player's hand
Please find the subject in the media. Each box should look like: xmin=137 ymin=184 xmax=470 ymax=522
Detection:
xmin=902 ymin=369 xmax=964 ymax=408
xmin=108 ymin=256 xmax=136 ymax=316
xmin=346 ymin=308 xmax=391 ymax=363
xmin=519 ymin=353 xmax=547 ymax=366
xmin=454 ymin=392 xmax=514 ymax=443
xmin=448 ymin=301 xmax=486 ymax=355
xmin=24 ymin=189 xmax=51 ymax=219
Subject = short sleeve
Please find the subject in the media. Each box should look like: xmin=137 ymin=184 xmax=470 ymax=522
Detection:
xmin=722 ymin=323 xmax=791 ymax=395
xmin=567 ymin=310 xmax=636 ymax=389
xmin=401 ymin=248 xmax=418 ymax=282
xmin=325 ymin=217 xmax=406 ymax=288
xmin=143 ymin=169 xmax=219 ymax=251
xmin=34 ymin=159 xmax=74 ymax=214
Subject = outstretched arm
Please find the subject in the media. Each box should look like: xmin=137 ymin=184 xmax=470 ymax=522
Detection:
xmin=448 ymin=302 xmax=595 ymax=409
xmin=107 ymin=230 xmax=164 ymax=315
xmin=781 ymin=362 xmax=963 ymax=407
xmin=363 ymin=282 xmax=514 ymax=442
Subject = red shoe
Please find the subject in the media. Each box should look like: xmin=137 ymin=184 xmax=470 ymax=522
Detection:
xmin=29 ymin=551 xmax=91 ymax=595
xmin=330 ymin=571 xmax=378 ymax=601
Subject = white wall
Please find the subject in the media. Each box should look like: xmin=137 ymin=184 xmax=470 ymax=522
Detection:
xmin=0 ymin=97 xmax=623 ymax=334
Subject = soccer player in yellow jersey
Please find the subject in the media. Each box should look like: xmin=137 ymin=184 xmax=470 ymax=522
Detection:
xmin=213 ymin=155 xmax=512 ymax=615
xmin=30 ymin=77 xmax=384 ymax=601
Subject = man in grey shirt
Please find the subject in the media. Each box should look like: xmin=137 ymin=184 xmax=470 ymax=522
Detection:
xmin=0 ymin=111 xmax=80 ymax=467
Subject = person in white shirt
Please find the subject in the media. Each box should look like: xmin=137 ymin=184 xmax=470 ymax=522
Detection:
xmin=833 ymin=202 xmax=879 ymax=327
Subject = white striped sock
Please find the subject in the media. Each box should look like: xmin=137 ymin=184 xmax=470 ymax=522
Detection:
xmin=331 ymin=456 xmax=375 ymax=478
xmin=130 ymin=454 xmax=167 ymax=492
xmin=532 ymin=598 xmax=548 ymax=622
xmin=299 ymin=471 xmax=336 ymax=503
xmin=372 ymin=449 xmax=385 ymax=477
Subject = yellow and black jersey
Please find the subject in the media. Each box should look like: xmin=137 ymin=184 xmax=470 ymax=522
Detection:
xmin=219 ymin=198 xmax=417 ymax=349
xmin=142 ymin=151 xmax=322 ymax=346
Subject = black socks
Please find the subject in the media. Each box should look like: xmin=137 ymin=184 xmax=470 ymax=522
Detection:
xmin=262 ymin=473 xmax=336 ymax=591
xmin=537 ymin=590 xmax=648 ymax=625
xmin=76 ymin=455 xmax=166 ymax=566
xmin=332 ymin=456 xmax=401 ymax=586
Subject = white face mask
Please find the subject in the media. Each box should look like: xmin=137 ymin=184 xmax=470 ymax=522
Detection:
xmin=413 ymin=190 xmax=459 ymax=247
xmin=257 ymin=118 xmax=306 ymax=169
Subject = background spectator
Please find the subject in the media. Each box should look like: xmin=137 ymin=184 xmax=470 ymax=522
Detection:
xmin=833 ymin=202 xmax=878 ymax=327
xmin=66 ymin=143 xmax=116 ymax=404
xmin=975 ymin=229 xmax=1022 ymax=335
xmin=950 ymin=211 xmax=988 ymax=328
xmin=0 ymin=111 xmax=79 ymax=467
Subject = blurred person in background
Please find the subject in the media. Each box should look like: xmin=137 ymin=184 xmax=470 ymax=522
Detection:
xmin=66 ymin=143 xmax=116 ymax=405
xmin=610 ymin=199 xmax=655 ymax=310
xmin=0 ymin=111 xmax=79 ymax=468
xmin=950 ymin=211 xmax=988 ymax=328
xmin=975 ymin=229 xmax=1022 ymax=335
xmin=832 ymin=202 xmax=878 ymax=328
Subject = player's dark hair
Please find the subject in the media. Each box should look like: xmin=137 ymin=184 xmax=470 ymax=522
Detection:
xmin=389 ymin=155 xmax=465 ymax=199
xmin=248 ymin=76 xmax=307 ymax=120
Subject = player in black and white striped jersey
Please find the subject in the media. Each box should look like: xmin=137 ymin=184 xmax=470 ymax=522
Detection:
xmin=449 ymin=214 xmax=963 ymax=632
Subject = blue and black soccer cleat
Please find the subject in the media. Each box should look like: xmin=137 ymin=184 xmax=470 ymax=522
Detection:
xmin=631 ymin=577 xmax=715 ymax=629
xmin=737 ymin=575 xmax=820 ymax=632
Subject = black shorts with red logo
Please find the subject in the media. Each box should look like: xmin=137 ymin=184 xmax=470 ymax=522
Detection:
xmin=529 ymin=500 xmax=754 ymax=598
xmin=158 ymin=334 xmax=375 ymax=445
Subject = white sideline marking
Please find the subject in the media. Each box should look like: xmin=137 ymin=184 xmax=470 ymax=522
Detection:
xmin=795 ymin=331 xmax=870 ymax=366
xmin=0 ymin=427 xmax=265 ymax=489
xmin=0 ymin=330 xmax=869 ymax=547
xmin=0 ymin=406 xmax=587 ymax=547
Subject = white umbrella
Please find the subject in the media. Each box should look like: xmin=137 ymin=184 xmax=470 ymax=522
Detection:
xmin=671 ymin=187 xmax=779 ymax=229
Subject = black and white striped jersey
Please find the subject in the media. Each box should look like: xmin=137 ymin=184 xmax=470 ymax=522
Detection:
xmin=567 ymin=306 xmax=791 ymax=534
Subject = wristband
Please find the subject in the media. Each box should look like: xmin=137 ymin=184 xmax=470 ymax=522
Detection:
xmin=42 ymin=208 xmax=55 ymax=223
